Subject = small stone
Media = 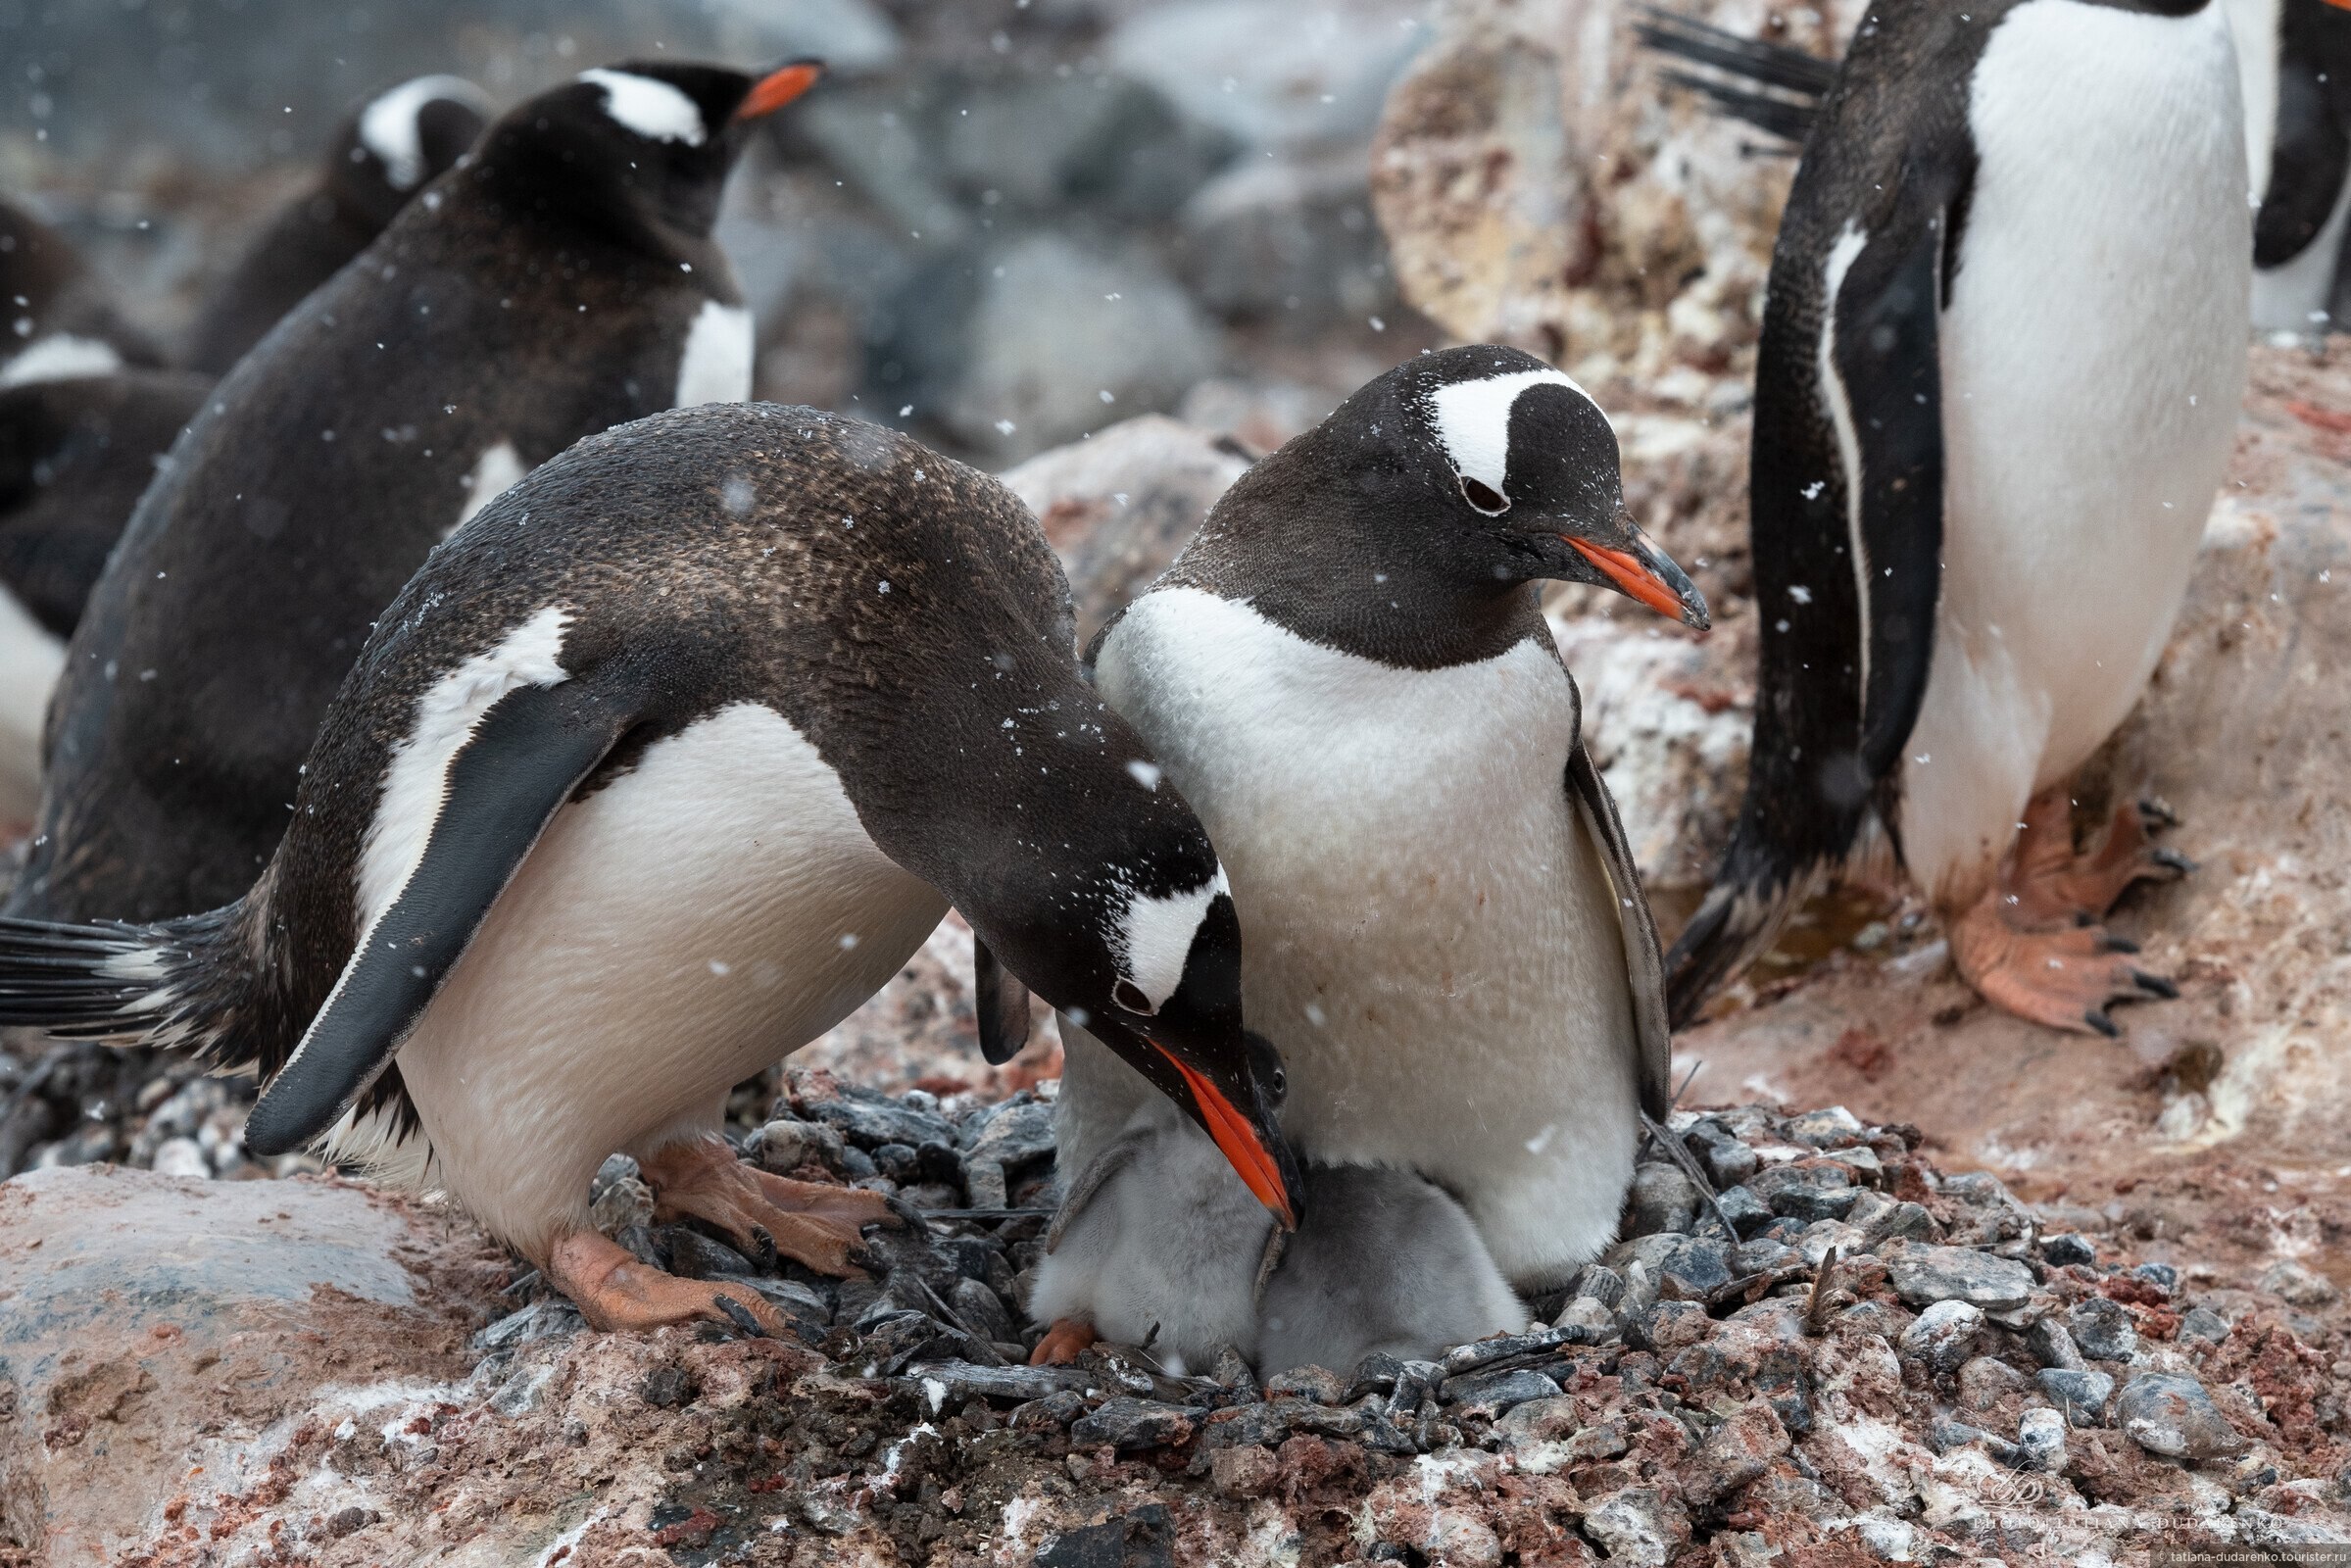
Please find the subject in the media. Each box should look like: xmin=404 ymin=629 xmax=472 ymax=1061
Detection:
xmin=588 ymin=1175 xmax=654 ymax=1237
xmin=1424 ymin=1509 xmax=1503 ymax=1568
xmin=2040 ymin=1232 xmax=2097 ymax=1268
xmin=1036 ymin=1505 xmax=1174 ymax=1568
xmin=1883 ymin=1243 xmax=2034 ymax=1310
xmin=2132 ymin=1261 xmax=2180 ymax=1296
xmin=1956 ymin=1355 xmax=2029 ymax=1411
xmin=1684 ymin=1120 xmax=1760 ymax=1188
xmin=714 ymin=1276 xmax=831 ymax=1341
xmin=1069 ymin=1396 xmax=1200 ymax=1452
xmin=2259 ymin=1259 xmax=2340 ymax=1307
xmin=2117 ymin=1373 xmax=2248 ymax=1460
xmin=949 ymin=1277 xmax=1015 ymax=1345
xmin=589 ymin=1152 xmax=640 ymax=1201
xmin=2036 ymin=1368 xmax=2116 ymax=1425
xmin=2179 ymin=1305 xmax=2233 ymax=1344
xmin=1010 ymin=1390 xmax=1087 ymax=1429
xmin=961 ymin=1095 xmax=1056 ymax=1172
xmin=1264 ymin=1365 xmax=1347 ymax=1404
xmin=803 ymin=1083 xmax=957 ymax=1152
xmin=473 ymin=1298 xmax=584 ymax=1353
xmin=2016 ymin=1406 xmax=2068 ymax=1472
xmin=1751 ymin=1163 xmax=1859 ymax=1223
xmin=1680 ymin=1402 xmax=1789 ymax=1504
xmin=1493 ymin=1395 xmax=1580 ymax=1446
xmin=1796 ymin=1219 xmax=1869 ymax=1268
xmin=1624 ymin=1163 xmax=1699 ymax=1238
xmin=1627 ymin=1299 xmax=1711 ymax=1353
xmin=2026 ymin=1317 xmax=2085 ymax=1371
xmin=752 ymin=1117 xmax=842 ymax=1174
xmin=1898 ymin=1299 xmax=1984 ymax=1377
xmin=1732 ymin=1237 xmax=1800 ymax=1276
xmin=666 ymin=1229 xmax=755 ymax=1281
xmin=1578 ymin=1486 xmax=1690 ymax=1568
xmin=1858 ymin=1199 xmax=1938 ymax=1246
xmin=1216 ymin=1344 xmax=1263 ymax=1397
xmin=1554 ymin=1296 xmax=1619 ymax=1339
xmin=872 ymin=1143 xmax=919 ymax=1182
xmin=1388 ymin=1359 xmax=1442 ymax=1415
xmin=1441 ymin=1366 xmax=1562 ymax=1417
xmin=1927 ymin=1416 xmax=2020 ymax=1464
xmin=1209 ymin=1443 xmax=1282 ymax=1497
xmin=1715 ymin=1185 xmax=1775 ymax=1238
xmin=640 ymin=1365 xmax=695 ymax=1408
xmin=1781 ymin=1105 xmax=1865 ymax=1146
xmin=150 ymin=1137 xmax=210 ymax=1180
xmin=1570 ymin=1263 xmax=1626 ymax=1309
xmin=2068 ymin=1297 xmax=2138 ymax=1361
xmin=1441 ymin=1328 xmax=1572 ymax=1375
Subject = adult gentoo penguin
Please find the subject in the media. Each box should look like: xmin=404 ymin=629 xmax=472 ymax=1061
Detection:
xmin=0 ymin=404 xmax=1299 ymax=1333
xmin=0 ymin=197 xmax=164 ymax=385
xmin=1051 ymin=344 xmax=1708 ymax=1293
xmin=1028 ymin=1038 xmax=1525 ymax=1375
xmin=14 ymin=58 xmax=822 ymax=926
xmin=1663 ymin=0 xmax=2249 ymax=1036
xmin=185 ymin=75 xmax=494 ymax=374
xmin=0 ymin=370 xmax=210 ymax=822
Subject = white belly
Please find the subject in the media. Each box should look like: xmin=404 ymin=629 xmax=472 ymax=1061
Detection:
xmin=1086 ymin=588 xmax=1641 ymax=1285
xmin=0 ymin=582 xmax=64 ymax=824
xmin=1899 ymin=0 xmax=2250 ymax=903
xmin=367 ymin=702 xmax=946 ymax=1253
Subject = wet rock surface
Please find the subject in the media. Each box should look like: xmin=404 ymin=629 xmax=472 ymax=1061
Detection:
xmin=5 ymin=1088 xmax=2341 ymax=1565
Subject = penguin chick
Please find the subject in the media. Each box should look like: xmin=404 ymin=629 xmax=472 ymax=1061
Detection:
xmin=1030 ymin=1034 xmax=1525 ymax=1376
xmin=0 ymin=196 xmax=166 ymax=384
xmin=0 ymin=405 xmax=1299 ymax=1336
xmin=1055 ymin=344 xmax=1705 ymax=1295
xmin=185 ymin=75 xmax=495 ymax=375
xmin=1664 ymin=0 xmax=2246 ymax=1037
xmin=16 ymin=57 xmax=823 ymax=926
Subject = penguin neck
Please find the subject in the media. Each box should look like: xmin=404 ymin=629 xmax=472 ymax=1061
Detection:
xmin=466 ymin=144 xmax=732 ymax=281
xmin=1163 ymin=455 xmax=1547 ymax=671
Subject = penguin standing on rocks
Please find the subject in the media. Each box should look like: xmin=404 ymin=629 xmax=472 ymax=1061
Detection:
xmin=1663 ymin=0 xmax=2250 ymax=1036
xmin=15 ymin=58 xmax=823 ymax=925
xmin=0 ymin=197 xmax=165 ymax=385
xmin=0 ymin=369 xmax=209 ymax=822
xmin=0 ymin=405 xmax=1299 ymax=1334
xmin=1028 ymin=1034 xmax=1526 ymax=1376
xmin=1039 ymin=345 xmax=1707 ymax=1303
xmin=185 ymin=75 xmax=494 ymax=375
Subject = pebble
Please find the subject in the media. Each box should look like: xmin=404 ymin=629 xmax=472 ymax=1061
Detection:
xmin=1749 ymin=1162 xmax=1858 ymax=1222
xmin=1578 ymin=1486 xmax=1689 ymax=1568
xmin=1624 ymin=1162 xmax=1699 ymax=1238
xmin=2068 ymin=1297 xmax=2138 ymax=1362
xmin=2036 ymin=1368 xmax=2116 ymax=1426
xmin=2016 ymin=1406 xmax=2068 ymax=1472
xmin=1780 ymin=1105 xmax=1864 ymax=1146
xmin=2025 ymin=1317 xmax=2084 ymax=1371
xmin=2179 ymin=1305 xmax=2233 ymax=1344
xmin=1883 ymin=1243 xmax=2035 ymax=1310
xmin=1928 ymin=1416 xmax=2020 ymax=1465
xmin=2117 ymin=1373 xmax=2247 ymax=1460
xmin=1956 ymin=1355 xmax=2030 ymax=1411
xmin=1264 ymin=1364 xmax=1348 ymax=1404
xmin=803 ymin=1083 xmax=958 ymax=1152
xmin=2258 ymin=1259 xmax=2340 ymax=1307
xmin=1068 ymin=1396 xmax=1201 ymax=1452
xmin=2040 ymin=1233 xmax=2097 ymax=1268
xmin=1714 ymin=1185 xmax=1775 ymax=1238
xmin=1680 ymin=1402 xmax=1789 ymax=1504
xmin=1554 ymin=1296 xmax=1619 ymax=1339
xmin=1441 ymin=1367 xmax=1561 ymax=1417
xmin=1898 ymin=1299 xmax=1984 ymax=1377
xmin=2131 ymin=1261 xmax=2179 ymax=1296
xmin=1683 ymin=1119 xmax=1761 ymax=1189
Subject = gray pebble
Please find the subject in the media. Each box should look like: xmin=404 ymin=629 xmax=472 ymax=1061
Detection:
xmin=1441 ymin=1366 xmax=1562 ymax=1417
xmin=2016 ymin=1406 xmax=2068 ymax=1472
xmin=2025 ymin=1317 xmax=2084 ymax=1371
xmin=2179 ymin=1305 xmax=2233 ymax=1345
xmin=1625 ymin=1163 xmax=1700 ymax=1238
xmin=2117 ymin=1373 xmax=2248 ymax=1460
xmin=1898 ymin=1299 xmax=1984 ymax=1377
xmin=2259 ymin=1259 xmax=2340 ymax=1307
xmin=2039 ymin=1232 xmax=2097 ymax=1268
xmin=2068 ymin=1297 xmax=2138 ymax=1361
xmin=2036 ymin=1368 xmax=2115 ymax=1426
xmin=1883 ymin=1243 xmax=2034 ymax=1310
xmin=1069 ymin=1396 xmax=1202 ymax=1451
xmin=1715 ymin=1185 xmax=1775 ymax=1238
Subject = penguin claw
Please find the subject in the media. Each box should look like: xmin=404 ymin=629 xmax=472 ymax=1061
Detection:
xmin=2099 ymin=933 xmax=2141 ymax=955
xmin=1951 ymin=888 xmax=2182 ymax=1039
xmin=2082 ymin=1008 xmax=2121 ymax=1039
xmin=2133 ymin=969 xmax=2180 ymax=1000
xmin=747 ymin=1224 xmax=779 ymax=1271
xmin=2136 ymin=797 xmax=2180 ymax=829
xmin=2152 ymin=847 xmax=2197 ymax=875
xmin=716 ymin=1295 xmax=771 ymax=1338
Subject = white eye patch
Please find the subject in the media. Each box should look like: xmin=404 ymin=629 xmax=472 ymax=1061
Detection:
xmin=1112 ymin=867 xmax=1231 ymax=1014
xmin=1424 ymin=368 xmax=1597 ymax=500
xmin=577 ymin=69 xmax=708 ymax=146
xmin=358 ymin=74 xmax=491 ymax=190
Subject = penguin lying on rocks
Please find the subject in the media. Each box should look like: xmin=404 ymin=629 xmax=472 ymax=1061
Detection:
xmin=1029 ymin=1036 xmax=1524 ymax=1376
xmin=185 ymin=74 xmax=494 ymax=375
xmin=1662 ymin=0 xmax=2248 ymax=1035
xmin=0 ymin=196 xmax=165 ymax=385
xmin=1046 ymin=344 xmax=1706 ymax=1299
xmin=0 ymin=405 xmax=1299 ymax=1335
xmin=0 ymin=370 xmax=210 ymax=822
xmin=15 ymin=57 xmax=822 ymax=927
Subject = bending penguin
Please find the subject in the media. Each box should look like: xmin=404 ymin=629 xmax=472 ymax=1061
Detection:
xmin=0 ymin=405 xmax=1299 ymax=1334
xmin=185 ymin=74 xmax=494 ymax=374
xmin=0 ymin=196 xmax=165 ymax=385
xmin=1663 ymin=0 xmax=2249 ymax=1035
xmin=1028 ymin=1034 xmax=1526 ymax=1377
xmin=16 ymin=58 xmax=822 ymax=926
xmin=1029 ymin=345 xmax=1707 ymax=1306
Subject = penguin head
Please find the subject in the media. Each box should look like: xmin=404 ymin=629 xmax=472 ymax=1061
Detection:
xmin=963 ymin=788 xmax=1302 ymax=1231
xmin=472 ymin=58 xmax=822 ymax=260
xmin=328 ymin=75 xmax=494 ymax=227
xmin=1313 ymin=345 xmax=1710 ymax=629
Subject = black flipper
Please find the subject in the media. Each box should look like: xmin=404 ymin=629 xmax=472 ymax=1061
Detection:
xmin=1665 ymin=141 xmax=1961 ymax=1028
xmin=1565 ymin=732 xmax=1673 ymax=1122
xmin=2259 ymin=2 xmax=2351 ymax=270
xmin=974 ymin=935 xmax=1032 ymax=1066
xmin=243 ymin=679 xmax=632 ymax=1155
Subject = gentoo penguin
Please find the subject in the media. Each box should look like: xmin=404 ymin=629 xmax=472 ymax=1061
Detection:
xmin=0 ymin=370 xmax=209 ymax=821
xmin=14 ymin=58 xmax=822 ymax=925
xmin=1028 ymin=1043 xmax=1525 ymax=1375
xmin=1663 ymin=0 xmax=2250 ymax=1036
xmin=1051 ymin=344 xmax=1708 ymax=1294
xmin=0 ymin=404 xmax=1298 ymax=1334
xmin=185 ymin=75 xmax=494 ymax=375
xmin=0 ymin=197 xmax=164 ymax=385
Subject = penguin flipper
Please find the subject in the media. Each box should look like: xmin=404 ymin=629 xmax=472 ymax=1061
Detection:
xmin=2257 ymin=19 xmax=2351 ymax=270
xmin=973 ymin=935 xmax=1032 ymax=1065
xmin=1666 ymin=182 xmax=1956 ymax=1027
xmin=1565 ymin=736 xmax=1673 ymax=1122
xmin=243 ymin=680 xmax=631 ymax=1155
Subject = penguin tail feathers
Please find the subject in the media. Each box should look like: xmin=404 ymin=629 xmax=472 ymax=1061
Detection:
xmin=0 ymin=907 xmax=271 ymax=1074
xmin=1662 ymin=849 xmax=1825 ymax=1032
xmin=1633 ymin=6 xmax=1833 ymax=144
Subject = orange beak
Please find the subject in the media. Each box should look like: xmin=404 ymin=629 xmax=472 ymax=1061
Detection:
xmin=736 ymin=62 xmax=822 ymax=121
xmin=1564 ymin=536 xmax=1708 ymax=628
xmin=1155 ymin=1043 xmax=1298 ymax=1230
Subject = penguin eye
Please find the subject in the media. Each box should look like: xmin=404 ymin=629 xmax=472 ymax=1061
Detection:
xmin=1111 ymin=978 xmax=1156 ymax=1016
xmin=1458 ymin=474 xmax=1510 ymax=515
xmin=1270 ymin=1066 xmax=1286 ymax=1099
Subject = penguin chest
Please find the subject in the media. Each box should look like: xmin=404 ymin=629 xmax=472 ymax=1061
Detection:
xmin=1902 ymin=0 xmax=2249 ymax=894
xmin=1096 ymin=589 xmax=1641 ymax=1279
xmin=381 ymin=702 xmax=946 ymax=1244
